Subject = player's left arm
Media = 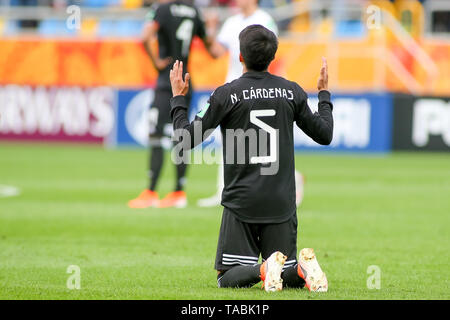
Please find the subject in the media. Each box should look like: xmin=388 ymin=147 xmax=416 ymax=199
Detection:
xmin=295 ymin=58 xmax=334 ymax=145
xmin=169 ymin=60 xmax=225 ymax=149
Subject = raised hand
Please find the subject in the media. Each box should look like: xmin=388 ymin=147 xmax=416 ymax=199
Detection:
xmin=317 ymin=57 xmax=328 ymax=91
xmin=170 ymin=60 xmax=190 ymax=97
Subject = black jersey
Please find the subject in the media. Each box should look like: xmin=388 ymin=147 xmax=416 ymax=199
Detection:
xmin=171 ymin=71 xmax=334 ymax=223
xmin=148 ymin=0 xmax=206 ymax=89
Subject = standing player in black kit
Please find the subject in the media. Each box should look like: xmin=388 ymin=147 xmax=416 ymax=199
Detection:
xmin=170 ymin=25 xmax=333 ymax=292
xmin=129 ymin=0 xmax=217 ymax=209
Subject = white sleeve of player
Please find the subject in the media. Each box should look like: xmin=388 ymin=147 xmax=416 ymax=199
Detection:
xmin=265 ymin=16 xmax=278 ymax=36
xmin=217 ymin=18 xmax=233 ymax=49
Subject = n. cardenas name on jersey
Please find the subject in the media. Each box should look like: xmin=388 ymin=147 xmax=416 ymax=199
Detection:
xmin=230 ymin=87 xmax=294 ymax=104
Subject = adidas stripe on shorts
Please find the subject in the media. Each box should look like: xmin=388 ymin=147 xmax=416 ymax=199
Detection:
xmin=214 ymin=207 xmax=298 ymax=272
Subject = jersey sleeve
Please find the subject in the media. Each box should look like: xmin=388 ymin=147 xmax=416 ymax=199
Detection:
xmin=293 ymin=85 xmax=334 ymax=145
xmin=170 ymin=87 xmax=229 ymax=149
xmin=152 ymin=4 xmax=167 ymax=27
xmin=194 ymin=8 xmax=207 ymax=40
xmin=145 ymin=4 xmax=158 ymax=22
xmin=265 ymin=15 xmax=279 ymax=36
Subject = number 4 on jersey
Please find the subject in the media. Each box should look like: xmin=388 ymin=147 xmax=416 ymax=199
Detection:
xmin=176 ymin=19 xmax=194 ymax=58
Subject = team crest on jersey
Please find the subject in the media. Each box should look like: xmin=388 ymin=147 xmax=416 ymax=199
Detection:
xmin=145 ymin=3 xmax=160 ymax=21
xmin=197 ymin=103 xmax=210 ymax=118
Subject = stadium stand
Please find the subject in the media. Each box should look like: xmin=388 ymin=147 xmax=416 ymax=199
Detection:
xmin=38 ymin=18 xmax=77 ymax=36
xmin=0 ymin=0 xmax=447 ymax=38
xmin=0 ymin=0 xmax=448 ymax=94
xmin=80 ymin=17 xmax=98 ymax=36
xmin=122 ymin=0 xmax=144 ymax=9
xmin=97 ymin=19 xmax=144 ymax=37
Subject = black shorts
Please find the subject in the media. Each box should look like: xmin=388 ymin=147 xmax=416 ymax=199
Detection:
xmin=149 ymin=88 xmax=192 ymax=140
xmin=214 ymin=208 xmax=298 ymax=272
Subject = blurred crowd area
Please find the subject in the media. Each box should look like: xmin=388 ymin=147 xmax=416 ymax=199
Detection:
xmin=0 ymin=0 xmax=449 ymax=38
xmin=1 ymin=0 xmax=298 ymax=10
xmin=0 ymin=0 xmax=449 ymax=95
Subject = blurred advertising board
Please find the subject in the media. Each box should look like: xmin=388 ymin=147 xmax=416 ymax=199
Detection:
xmin=110 ymin=88 xmax=220 ymax=149
xmin=11 ymin=85 xmax=449 ymax=154
xmin=111 ymin=89 xmax=393 ymax=153
xmin=110 ymin=88 xmax=154 ymax=147
xmin=0 ymin=85 xmax=115 ymax=143
xmin=293 ymin=93 xmax=393 ymax=152
xmin=392 ymin=95 xmax=450 ymax=151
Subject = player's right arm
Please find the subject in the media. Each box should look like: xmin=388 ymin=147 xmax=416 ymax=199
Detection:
xmin=193 ymin=9 xmax=226 ymax=59
xmin=205 ymin=40 xmax=228 ymax=58
xmin=169 ymin=61 xmax=227 ymax=150
xmin=201 ymin=13 xmax=229 ymax=59
xmin=142 ymin=9 xmax=172 ymax=71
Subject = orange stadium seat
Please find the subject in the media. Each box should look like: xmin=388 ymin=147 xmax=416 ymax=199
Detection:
xmin=80 ymin=18 xmax=99 ymax=37
xmin=394 ymin=0 xmax=424 ymax=38
xmin=317 ymin=17 xmax=334 ymax=36
xmin=366 ymin=0 xmax=397 ymax=43
xmin=288 ymin=0 xmax=311 ymax=33
xmin=122 ymin=0 xmax=143 ymax=9
xmin=370 ymin=0 xmax=397 ymax=15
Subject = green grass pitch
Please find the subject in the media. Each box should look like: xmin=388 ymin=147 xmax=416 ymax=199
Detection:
xmin=0 ymin=142 xmax=449 ymax=300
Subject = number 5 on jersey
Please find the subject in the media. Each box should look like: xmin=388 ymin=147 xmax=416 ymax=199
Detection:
xmin=250 ymin=109 xmax=277 ymax=164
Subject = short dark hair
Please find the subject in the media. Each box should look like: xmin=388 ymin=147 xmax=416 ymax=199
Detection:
xmin=239 ymin=24 xmax=278 ymax=72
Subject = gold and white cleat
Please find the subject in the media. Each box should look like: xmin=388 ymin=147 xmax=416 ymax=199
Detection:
xmin=260 ymin=251 xmax=287 ymax=292
xmin=297 ymin=248 xmax=328 ymax=292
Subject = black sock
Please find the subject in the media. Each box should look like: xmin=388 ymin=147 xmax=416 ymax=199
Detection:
xmin=217 ymin=265 xmax=261 ymax=288
xmin=175 ymin=162 xmax=187 ymax=191
xmin=149 ymin=146 xmax=164 ymax=191
xmin=281 ymin=264 xmax=305 ymax=288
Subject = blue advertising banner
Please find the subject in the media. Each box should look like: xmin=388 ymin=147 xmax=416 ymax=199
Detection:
xmin=110 ymin=89 xmax=393 ymax=153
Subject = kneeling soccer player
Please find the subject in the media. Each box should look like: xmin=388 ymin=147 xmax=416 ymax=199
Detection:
xmin=169 ymin=25 xmax=333 ymax=292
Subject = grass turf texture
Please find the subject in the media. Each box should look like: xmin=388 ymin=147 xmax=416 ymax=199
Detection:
xmin=0 ymin=142 xmax=449 ymax=300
